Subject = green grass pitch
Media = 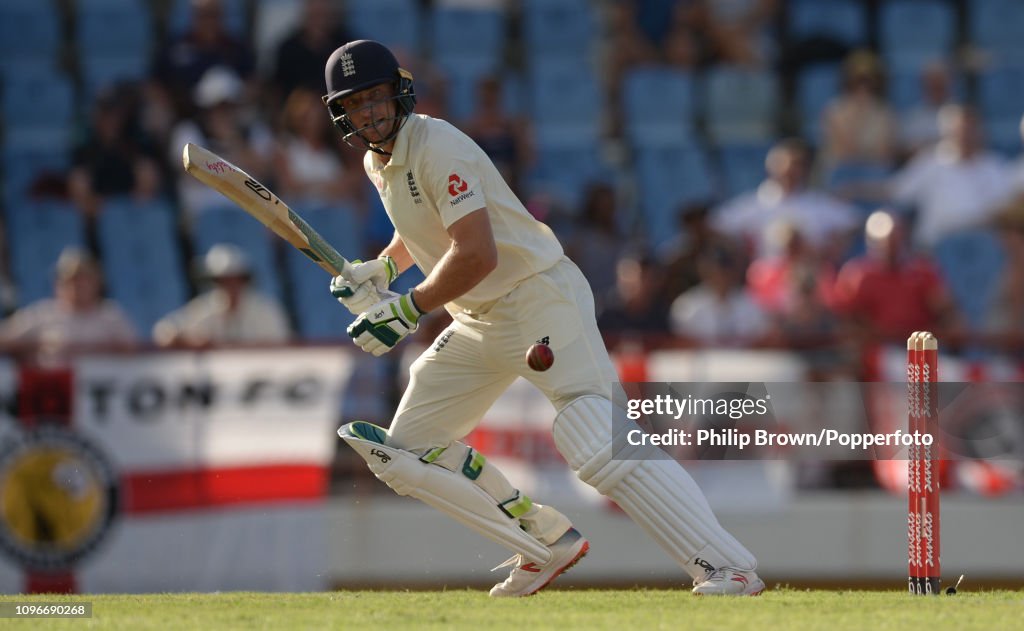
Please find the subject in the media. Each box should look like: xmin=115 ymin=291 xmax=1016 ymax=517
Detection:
xmin=1 ymin=589 xmax=1021 ymax=630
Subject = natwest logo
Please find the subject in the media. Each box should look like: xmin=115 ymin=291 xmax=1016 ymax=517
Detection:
xmin=448 ymin=173 xmax=468 ymax=197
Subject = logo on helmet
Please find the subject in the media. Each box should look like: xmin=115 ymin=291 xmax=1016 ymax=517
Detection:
xmin=340 ymin=52 xmax=356 ymax=77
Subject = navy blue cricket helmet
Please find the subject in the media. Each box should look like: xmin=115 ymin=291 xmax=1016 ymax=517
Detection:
xmin=322 ymin=40 xmax=416 ymax=154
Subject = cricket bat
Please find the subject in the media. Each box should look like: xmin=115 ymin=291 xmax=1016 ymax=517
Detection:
xmin=182 ymin=142 xmax=353 ymax=279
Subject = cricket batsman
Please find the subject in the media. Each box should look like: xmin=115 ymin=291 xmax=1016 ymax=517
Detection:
xmin=323 ymin=40 xmax=764 ymax=596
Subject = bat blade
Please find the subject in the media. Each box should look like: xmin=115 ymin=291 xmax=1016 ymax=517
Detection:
xmin=182 ymin=143 xmax=351 ymax=277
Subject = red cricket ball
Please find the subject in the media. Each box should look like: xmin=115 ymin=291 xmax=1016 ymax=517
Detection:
xmin=526 ymin=343 xmax=554 ymax=372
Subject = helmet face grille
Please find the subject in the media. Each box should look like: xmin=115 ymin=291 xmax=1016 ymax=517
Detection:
xmin=323 ymin=83 xmax=416 ymax=153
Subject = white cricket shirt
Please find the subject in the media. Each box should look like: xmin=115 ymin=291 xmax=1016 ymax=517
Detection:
xmin=891 ymin=144 xmax=1013 ymax=247
xmin=363 ymin=114 xmax=563 ymax=313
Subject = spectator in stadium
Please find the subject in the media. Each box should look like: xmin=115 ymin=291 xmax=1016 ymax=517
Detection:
xmin=273 ymin=88 xmax=363 ymax=207
xmin=461 ymin=76 xmax=532 ymax=196
xmin=392 ymin=50 xmax=449 ymax=121
xmin=169 ymin=66 xmax=274 ymax=220
xmin=152 ymin=244 xmax=291 ymax=348
xmin=151 ymin=0 xmax=255 ymax=120
xmin=661 ymin=2 xmax=705 ymax=68
xmin=899 ymin=60 xmax=958 ymax=157
xmin=606 ymin=1 xmax=660 ymax=96
xmin=669 ymin=244 xmax=770 ymax=346
xmin=564 ymin=183 xmax=628 ymax=302
xmin=766 ymin=263 xmax=840 ymax=354
xmin=819 ymin=50 xmax=898 ymax=176
xmin=890 ymin=104 xmax=1013 ymax=248
xmin=710 ymin=138 xmax=859 ymax=261
xmin=986 ymin=198 xmax=1024 ymax=338
xmin=596 ymin=251 xmax=670 ymax=335
xmin=700 ymin=0 xmax=779 ymax=66
xmin=269 ymin=0 xmax=356 ymax=104
xmin=68 ymin=85 xmax=162 ymax=218
xmin=663 ymin=29 xmax=702 ymax=70
xmin=657 ymin=202 xmax=729 ymax=300
xmin=746 ymin=220 xmax=835 ymax=316
xmin=0 ymin=248 xmax=138 ymax=366
xmin=746 ymin=222 xmax=842 ymax=372
xmin=832 ymin=210 xmax=961 ymax=345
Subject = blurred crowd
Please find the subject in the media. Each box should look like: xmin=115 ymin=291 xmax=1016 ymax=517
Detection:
xmin=1 ymin=0 xmax=1023 ymax=375
xmin=0 ymin=0 xmax=1022 ymax=495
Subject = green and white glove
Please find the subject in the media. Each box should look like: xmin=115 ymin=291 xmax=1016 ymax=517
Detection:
xmin=347 ymin=291 xmax=424 ymax=356
xmin=330 ymin=255 xmax=400 ymax=315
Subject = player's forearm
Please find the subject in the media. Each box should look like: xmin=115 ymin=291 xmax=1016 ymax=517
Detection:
xmin=411 ymin=242 xmax=497 ymax=313
xmin=380 ymin=233 xmax=415 ymax=274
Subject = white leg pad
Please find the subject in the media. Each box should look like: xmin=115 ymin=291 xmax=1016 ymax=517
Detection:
xmin=553 ymin=396 xmax=756 ymax=578
xmin=339 ymin=422 xmax=553 ymax=563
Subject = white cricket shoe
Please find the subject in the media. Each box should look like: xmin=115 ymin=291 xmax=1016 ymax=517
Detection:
xmin=691 ymin=568 xmax=765 ymax=596
xmin=489 ymin=528 xmax=589 ymax=597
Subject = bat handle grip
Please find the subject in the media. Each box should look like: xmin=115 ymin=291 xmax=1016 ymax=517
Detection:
xmin=330 ymin=260 xmax=357 ymax=298
xmin=333 ymin=260 xmax=358 ymax=297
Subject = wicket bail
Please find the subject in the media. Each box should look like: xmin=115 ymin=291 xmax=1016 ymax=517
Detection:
xmin=907 ymin=331 xmax=941 ymax=595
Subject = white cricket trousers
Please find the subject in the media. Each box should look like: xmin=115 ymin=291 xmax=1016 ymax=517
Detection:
xmin=386 ymin=257 xmax=618 ymax=451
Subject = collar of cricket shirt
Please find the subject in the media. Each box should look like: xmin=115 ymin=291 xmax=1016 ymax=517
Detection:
xmin=383 ymin=114 xmax=414 ymax=168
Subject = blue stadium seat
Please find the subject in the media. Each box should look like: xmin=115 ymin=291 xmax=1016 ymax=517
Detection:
xmin=80 ymin=56 xmax=149 ymax=100
xmin=7 ymin=201 xmax=86 ymax=307
xmin=1 ymin=64 xmax=75 ymax=161
xmin=969 ymin=0 xmax=1024 ymax=64
xmin=192 ymin=206 xmax=284 ymax=303
xmin=284 ymin=204 xmax=364 ymax=339
xmin=1 ymin=66 xmax=75 ymax=131
xmin=825 ymin=162 xmax=893 ymax=190
xmin=76 ymin=0 xmax=152 ymax=59
xmin=447 ymin=73 xmax=524 ymax=123
xmin=825 ymin=162 xmax=893 ymax=216
xmin=0 ymin=2 xmax=61 ymax=69
xmin=96 ymin=198 xmax=188 ymax=334
xmin=634 ymin=0 xmax=677 ymax=46
xmin=527 ymin=139 xmax=610 ymax=211
xmin=169 ymin=0 xmax=247 ymax=36
xmin=887 ymin=66 xmax=965 ymax=112
xmin=529 ymin=63 xmax=602 ymax=146
xmin=522 ymin=0 xmax=595 ymax=64
xmin=2 ymin=144 xmax=68 ymax=207
xmin=636 ymin=143 xmax=717 ymax=246
xmin=879 ymin=0 xmax=956 ymax=71
xmin=789 ymin=0 xmax=868 ymax=47
xmin=0 ymin=59 xmax=57 ymax=85
xmin=933 ymin=230 xmax=1005 ymax=329
xmin=252 ymin=0 xmax=303 ymax=75
xmin=621 ymin=66 xmax=697 ymax=147
xmin=977 ymin=66 xmax=1024 ymax=153
xmin=430 ymin=8 xmax=505 ymax=75
xmin=501 ymin=74 xmax=524 ymax=116
xmin=702 ymin=65 xmax=779 ymax=143
xmin=345 ymin=0 xmax=420 ymax=55
xmin=796 ymin=63 xmax=841 ymax=143
xmin=429 ymin=8 xmax=506 ymax=122
xmin=437 ymin=66 xmax=490 ymax=125
xmin=718 ymin=142 xmax=771 ymax=197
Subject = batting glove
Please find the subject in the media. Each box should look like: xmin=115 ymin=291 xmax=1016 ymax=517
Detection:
xmin=347 ymin=291 xmax=424 ymax=356
xmin=330 ymin=255 xmax=400 ymax=315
